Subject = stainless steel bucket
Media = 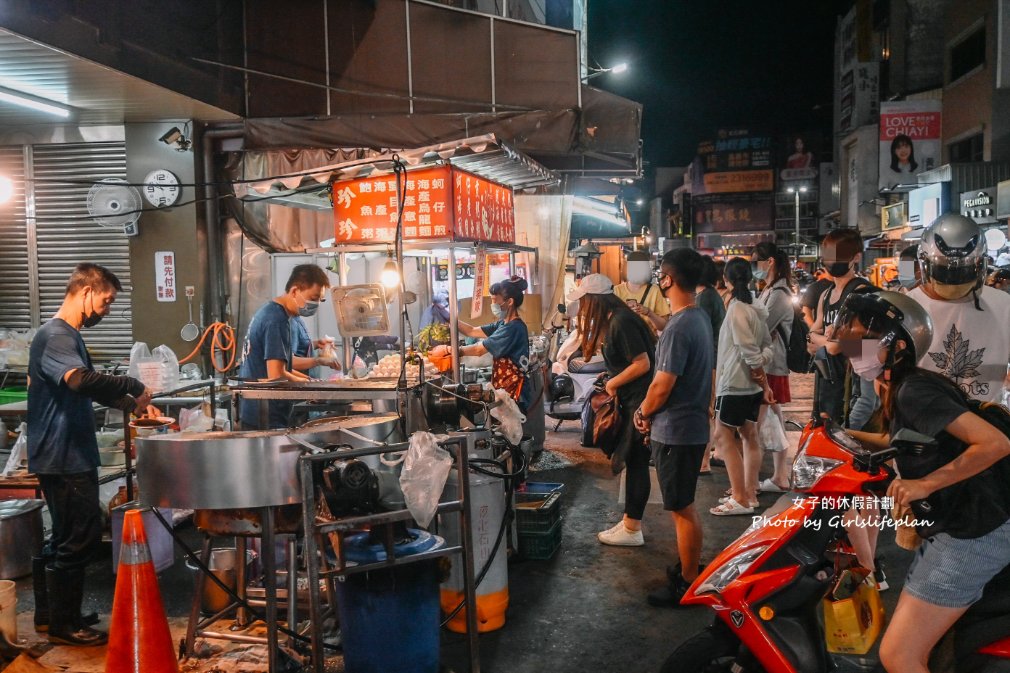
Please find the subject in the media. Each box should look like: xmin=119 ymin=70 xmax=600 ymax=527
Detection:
xmin=0 ymin=500 xmax=44 ymax=579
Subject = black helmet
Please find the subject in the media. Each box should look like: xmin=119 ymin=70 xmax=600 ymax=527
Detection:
xmin=547 ymin=373 xmax=575 ymax=403
xmin=834 ymin=290 xmax=933 ymax=364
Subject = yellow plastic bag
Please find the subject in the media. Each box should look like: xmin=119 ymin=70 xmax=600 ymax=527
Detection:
xmin=823 ymin=569 xmax=886 ymax=655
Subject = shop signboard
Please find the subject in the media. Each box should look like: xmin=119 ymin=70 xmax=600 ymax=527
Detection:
xmin=907 ymin=182 xmax=948 ymax=228
xmin=154 ymin=251 xmax=177 ymax=302
xmin=998 ymin=180 xmax=1010 ymax=220
xmin=878 ymin=100 xmax=942 ymax=191
xmin=471 ymin=246 xmax=486 ymax=319
xmin=332 ymin=166 xmax=515 ymax=244
xmin=691 ymin=129 xmax=774 ymax=196
xmin=881 ymin=202 xmax=907 ymax=231
xmin=692 ymin=194 xmax=774 ymax=233
xmin=960 ymin=187 xmax=997 ymax=224
xmin=701 ymin=170 xmax=774 ymax=194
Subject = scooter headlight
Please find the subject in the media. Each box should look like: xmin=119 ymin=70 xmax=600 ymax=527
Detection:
xmin=696 ymin=545 xmax=770 ymax=595
xmin=790 ymin=436 xmax=844 ymax=491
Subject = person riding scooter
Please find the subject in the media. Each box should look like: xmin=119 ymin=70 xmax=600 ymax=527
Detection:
xmin=834 ymin=290 xmax=1010 ymax=673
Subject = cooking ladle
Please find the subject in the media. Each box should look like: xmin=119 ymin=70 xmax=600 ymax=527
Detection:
xmin=181 ymin=293 xmax=200 ymax=341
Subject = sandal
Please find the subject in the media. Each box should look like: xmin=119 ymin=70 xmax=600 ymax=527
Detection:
xmin=699 ymin=469 xmax=713 ymax=476
xmin=710 ymin=498 xmax=755 ymax=516
xmin=719 ymin=495 xmax=759 ymax=507
xmin=759 ymin=478 xmax=787 ymax=493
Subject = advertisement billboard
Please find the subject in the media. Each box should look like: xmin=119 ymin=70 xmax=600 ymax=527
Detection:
xmin=878 ymin=100 xmax=942 ymax=191
xmin=692 ymin=194 xmax=774 ymax=233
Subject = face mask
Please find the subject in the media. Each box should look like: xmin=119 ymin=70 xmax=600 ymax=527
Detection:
xmin=490 ymin=302 xmax=503 ymax=319
xmin=849 ymin=349 xmax=884 ymax=381
xmin=627 ymin=262 xmax=652 ymax=285
xmin=752 ymin=263 xmax=768 ymax=281
xmin=565 ymin=299 xmax=580 ymax=317
xmin=81 ymin=291 xmax=103 ymax=328
xmin=930 ymin=280 xmax=976 ymax=300
xmin=299 ymin=301 xmax=319 ymax=317
xmin=826 ymin=261 xmax=852 ymax=278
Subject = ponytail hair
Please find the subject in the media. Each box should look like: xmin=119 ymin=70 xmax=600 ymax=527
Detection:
xmin=754 ymin=241 xmax=794 ymax=290
xmin=724 ymin=257 xmax=753 ymax=304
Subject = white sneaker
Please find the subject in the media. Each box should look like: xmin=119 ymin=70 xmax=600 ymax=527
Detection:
xmin=597 ymin=522 xmax=644 ymax=547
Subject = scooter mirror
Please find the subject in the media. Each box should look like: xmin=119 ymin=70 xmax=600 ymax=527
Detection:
xmin=890 ymin=428 xmax=937 ymax=456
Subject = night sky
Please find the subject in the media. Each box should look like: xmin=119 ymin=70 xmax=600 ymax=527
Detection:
xmin=587 ymin=0 xmax=853 ymax=171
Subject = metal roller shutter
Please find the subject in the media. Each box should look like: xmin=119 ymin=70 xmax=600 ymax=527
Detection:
xmin=0 ymin=147 xmax=33 ymax=331
xmin=32 ymin=142 xmax=133 ymax=361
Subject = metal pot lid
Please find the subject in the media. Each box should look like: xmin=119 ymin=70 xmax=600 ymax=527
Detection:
xmin=0 ymin=499 xmax=44 ymax=519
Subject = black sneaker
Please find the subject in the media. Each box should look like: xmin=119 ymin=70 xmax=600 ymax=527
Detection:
xmin=648 ymin=573 xmax=692 ymax=608
xmin=666 ymin=562 xmax=706 ymax=585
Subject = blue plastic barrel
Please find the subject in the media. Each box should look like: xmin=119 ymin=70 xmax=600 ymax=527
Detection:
xmin=335 ymin=529 xmax=444 ymax=673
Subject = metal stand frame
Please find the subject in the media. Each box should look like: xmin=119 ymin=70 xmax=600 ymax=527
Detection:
xmin=298 ymin=434 xmax=481 ymax=673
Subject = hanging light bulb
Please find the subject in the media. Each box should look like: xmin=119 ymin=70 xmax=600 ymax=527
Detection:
xmin=380 ymin=251 xmax=401 ymax=289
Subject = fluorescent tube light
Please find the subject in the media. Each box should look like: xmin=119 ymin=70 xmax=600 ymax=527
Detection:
xmin=0 ymin=86 xmax=70 ymax=118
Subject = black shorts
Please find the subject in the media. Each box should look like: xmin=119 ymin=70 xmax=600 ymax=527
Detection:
xmin=716 ymin=392 xmax=763 ymax=428
xmin=651 ymin=442 xmax=707 ymax=511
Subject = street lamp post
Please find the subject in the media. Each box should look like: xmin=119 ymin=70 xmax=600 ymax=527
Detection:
xmin=788 ymin=186 xmax=807 ymax=265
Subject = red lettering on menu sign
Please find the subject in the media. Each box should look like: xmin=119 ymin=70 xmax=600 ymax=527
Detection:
xmin=332 ymin=166 xmax=515 ymax=244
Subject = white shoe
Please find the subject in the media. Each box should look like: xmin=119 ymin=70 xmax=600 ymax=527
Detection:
xmin=597 ymin=522 xmax=644 ymax=547
xmin=758 ymin=478 xmax=787 ymax=493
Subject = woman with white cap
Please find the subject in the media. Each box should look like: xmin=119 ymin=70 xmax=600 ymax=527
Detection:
xmin=570 ymin=274 xmax=657 ymax=546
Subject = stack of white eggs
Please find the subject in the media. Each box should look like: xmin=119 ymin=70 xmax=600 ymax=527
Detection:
xmin=367 ymin=353 xmax=439 ymax=379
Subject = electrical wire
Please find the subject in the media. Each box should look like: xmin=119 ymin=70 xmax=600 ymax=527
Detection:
xmin=178 ymin=322 xmax=237 ymax=373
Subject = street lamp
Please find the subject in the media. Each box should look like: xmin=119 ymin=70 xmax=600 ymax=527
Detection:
xmin=582 ymin=62 xmax=629 ymax=82
xmin=787 ymin=186 xmax=808 ymax=265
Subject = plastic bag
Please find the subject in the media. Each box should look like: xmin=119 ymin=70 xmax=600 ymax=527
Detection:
xmin=823 ymin=568 xmax=885 ymax=654
xmin=179 ymin=405 xmax=214 ymax=433
xmin=129 ymin=342 xmax=180 ymax=393
xmin=3 ymin=423 xmax=27 ymax=476
xmin=399 ymin=431 xmax=453 ymax=529
xmin=759 ymin=405 xmax=789 ymax=453
xmin=488 ymin=386 xmax=527 ymax=445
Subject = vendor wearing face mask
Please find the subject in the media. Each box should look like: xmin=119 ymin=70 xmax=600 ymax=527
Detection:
xmin=238 ymin=264 xmax=331 ymax=429
xmin=434 ymin=276 xmax=532 ymax=411
xmin=907 ymin=213 xmax=1010 ymax=403
xmin=290 ymin=298 xmax=340 ymax=376
xmin=614 ymin=251 xmax=671 ymax=332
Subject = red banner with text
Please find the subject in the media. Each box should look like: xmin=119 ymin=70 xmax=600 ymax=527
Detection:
xmin=332 ymin=166 xmax=515 ymax=244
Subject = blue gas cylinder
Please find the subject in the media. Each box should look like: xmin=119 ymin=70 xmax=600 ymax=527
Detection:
xmin=335 ymin=528 xmax=444 ymax=673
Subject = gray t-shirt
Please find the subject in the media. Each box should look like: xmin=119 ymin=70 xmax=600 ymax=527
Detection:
xmin=650 ymin=307 xmax=713 ymax=446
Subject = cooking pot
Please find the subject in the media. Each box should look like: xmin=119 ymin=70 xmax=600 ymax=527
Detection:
xmin=0 ymin=500 xmax=44 ymax=579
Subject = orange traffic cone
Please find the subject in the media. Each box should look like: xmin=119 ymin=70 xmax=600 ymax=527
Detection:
xmin=105 ymin=509 xmax=178 ymax=673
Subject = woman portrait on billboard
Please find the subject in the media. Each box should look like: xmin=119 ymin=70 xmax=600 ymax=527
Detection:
xmin=890 ymin=134 xmax=919 ymax=175
xmin=786 ymin=136 xmax=814 ymax=169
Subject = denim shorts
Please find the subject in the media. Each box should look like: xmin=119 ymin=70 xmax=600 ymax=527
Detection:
xmin=903 ymin=517 xmax=1010 ymax=608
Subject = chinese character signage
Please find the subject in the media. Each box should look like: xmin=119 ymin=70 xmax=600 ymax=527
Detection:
xmin=701 ymin=170 xmax=774 ymax=195
xmin=878 ymin=100 xmax=942 ymax=191
xmin=154 ymin=251 xmax=176 ymax=302
xmin=471 ymin=247 xmax=487 ymax=319
xmin=692 ymin=195 xmax=774 ymax=234
xmin=332 ymin=166 xmax=515 ymax=244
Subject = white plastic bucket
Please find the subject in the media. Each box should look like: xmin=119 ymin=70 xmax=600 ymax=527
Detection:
xmin=0 ymin=579 xmax=17 ymax=642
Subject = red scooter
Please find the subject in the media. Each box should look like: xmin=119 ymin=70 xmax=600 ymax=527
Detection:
xmin=662 ymin=416 xmax=1010 ymax=673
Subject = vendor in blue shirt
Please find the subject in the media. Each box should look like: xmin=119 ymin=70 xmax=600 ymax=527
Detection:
xmin=238 ymin=264 xmax=332 ymax=429
xmin=433 ymin=276 xmax=532 ymax=411
xmin=28 ymin=263 xmax=154 ymax=647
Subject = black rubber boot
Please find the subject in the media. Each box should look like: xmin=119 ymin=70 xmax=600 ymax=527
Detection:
xmin=33 ymin=557 xmax=99 ymax=633
xmin=32 ymin=556 xmax=49 ymax=632
xmin=45 ymin=567 xmax=107 ymax=646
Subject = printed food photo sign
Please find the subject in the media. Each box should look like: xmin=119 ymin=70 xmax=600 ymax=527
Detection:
xmin=332 ymin=166 xmax=515 ymax=244
xmin=878 ymin=100 xmax=942 ymax=191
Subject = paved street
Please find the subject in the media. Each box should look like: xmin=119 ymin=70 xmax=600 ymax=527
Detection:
xmin=9 ymin=372 xmax=912 ymax=673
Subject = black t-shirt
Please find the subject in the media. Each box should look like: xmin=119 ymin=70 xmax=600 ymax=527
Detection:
xmin=603 ymin=309 xmax=656 ymax=402
xmin=820 ymin=276 xmax=871 ymax=329
xmin=801 ymin=279 xmax=833 ymax=315
xmin=892 ymin=373 xmax=1010 ymax=539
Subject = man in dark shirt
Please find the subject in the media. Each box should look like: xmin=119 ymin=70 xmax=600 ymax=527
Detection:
xmin=28 ymin=263 xmax=152 ymax=646
xmin=238 ymin=264 xmax=332 ymax=428
xmin=634 ymin=249 xmax=713 ymax=607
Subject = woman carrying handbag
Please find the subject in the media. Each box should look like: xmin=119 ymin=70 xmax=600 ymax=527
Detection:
xmin=570 ymin=274 xmax=657 ymax=546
